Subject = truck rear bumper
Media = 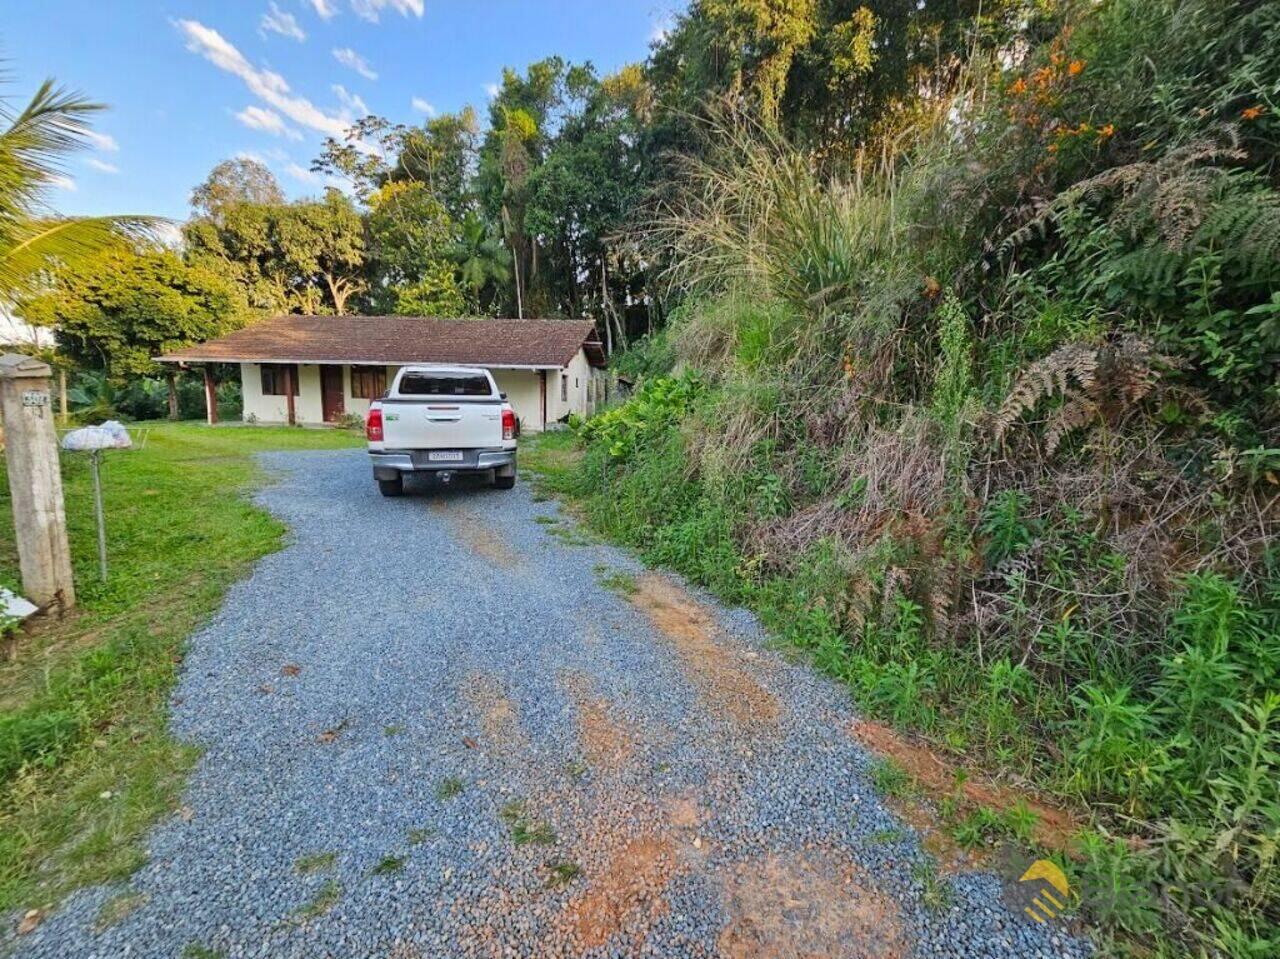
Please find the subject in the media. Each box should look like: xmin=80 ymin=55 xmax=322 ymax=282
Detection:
xmin=370 ymin=449 xmax=516 ymax=480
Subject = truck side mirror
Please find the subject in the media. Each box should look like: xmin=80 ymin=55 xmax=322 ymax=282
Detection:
xmin=500 ymin=392 xmax=508 ymax=400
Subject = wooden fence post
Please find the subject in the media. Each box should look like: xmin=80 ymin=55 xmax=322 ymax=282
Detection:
xmin=0 ymin=354 xmax=75 ymax=610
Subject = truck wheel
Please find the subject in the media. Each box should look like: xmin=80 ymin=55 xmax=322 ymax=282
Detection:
xmin=493 ymin=471 xmax=516 ymax=490
xmin=378 ymin=476 xmax=404 ymax=497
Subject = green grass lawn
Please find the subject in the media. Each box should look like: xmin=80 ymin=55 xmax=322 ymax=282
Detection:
xmin=0 ymin=421 xmax=362 ymax=913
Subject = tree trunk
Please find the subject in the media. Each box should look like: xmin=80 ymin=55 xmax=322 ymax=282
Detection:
xmin=326 ymin=274 xmax=349 ymax=315
xmin=166 ymin=371 xmax=179 ymax=421
xmin=600 ymin=260 xmax=613 ymax=356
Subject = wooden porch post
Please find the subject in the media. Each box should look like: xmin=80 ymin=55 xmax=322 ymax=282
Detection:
xmin=539 ymin=369 xmax=547 ymax=431
xmin=202 ymin=366 xmax=219 ymax=425
xmin=284 ymin=364 xmax=296 ymax=426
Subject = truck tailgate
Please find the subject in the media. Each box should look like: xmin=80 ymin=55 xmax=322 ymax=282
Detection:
xmin=381 ymin=400 xmax=503 ymax=449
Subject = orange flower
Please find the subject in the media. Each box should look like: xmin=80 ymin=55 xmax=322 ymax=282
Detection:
xmin=1009 ymin=77 xmax=1027 ymax=96
xmin=1050 ymin=52 xmax=1064 ymax=66
xmin=1047 ymin=143 xmax=1059 ymax=153
xmin=1242 ymin=105 xmax=1265 ymax=121
xmin=1099 ymin=123 xmax=1115 ymax=138
xmin=1033 ymin=66 xmax=1054 ymax=87
xmin=1068 ymin=60 xmax=1085 ymax=76
xmin=1077 ymin=121 xmax=1091 ymax=133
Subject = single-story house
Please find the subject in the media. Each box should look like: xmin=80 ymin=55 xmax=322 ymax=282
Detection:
xmin=158 ymin=315 xmax=609 ymax=432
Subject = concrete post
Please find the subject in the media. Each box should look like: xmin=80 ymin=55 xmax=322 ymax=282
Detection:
xmin=0 ymin=354 xmax=75 ymax=610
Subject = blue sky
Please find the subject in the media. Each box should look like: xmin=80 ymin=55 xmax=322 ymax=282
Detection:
xmin=7 ymin=1 xmax=682 ymax=221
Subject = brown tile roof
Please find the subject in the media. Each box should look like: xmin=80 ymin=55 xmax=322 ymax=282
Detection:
xmin=158 ymin=315 xmax=604 ymax=369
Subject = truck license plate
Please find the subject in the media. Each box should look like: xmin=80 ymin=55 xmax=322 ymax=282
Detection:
xmin=427 ymin=450 xmax=464 ymax=462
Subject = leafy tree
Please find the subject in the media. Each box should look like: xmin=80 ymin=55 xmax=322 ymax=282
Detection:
xmin=390 ymin=263 xmax=466 ymax=316
xmin=283 ymin=189 xmax=367 ymax=315
xmin=189 ymin=157 xmax=284 ymax=222
xmin=364 ymin=181 xmax=462 ymax=314
xmin=1 ymin=77 xmax=157 ymax=307
xmin=449 ymin=210 xmax=510 ymax=313
xmin=391 ymin=108 xmax=480 ymax=221
xmin=22 ymin=243 xmax=244 ymax=416
xmin=184 ymin=185 xmax=366 ymax=315
xmin=311 ymin=115 xmax=399 ymax=203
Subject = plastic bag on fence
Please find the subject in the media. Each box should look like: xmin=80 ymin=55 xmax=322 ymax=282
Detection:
xmin=61 ymin=420 xmax=133 ymax=451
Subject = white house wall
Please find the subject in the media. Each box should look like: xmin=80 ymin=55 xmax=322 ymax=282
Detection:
xmin=239 ymin=362 xmax=558 ymax=431
xmin=240 ymin=362 xmax=322 ymax=424
xmin=489 ymin=369 xmax=544 ymax=433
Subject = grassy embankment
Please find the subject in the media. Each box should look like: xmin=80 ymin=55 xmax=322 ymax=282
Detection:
xmin=0 ymin=422 xmax=361 ymax=914
xmin=523 ymin=2 xmax=1280 ymax=955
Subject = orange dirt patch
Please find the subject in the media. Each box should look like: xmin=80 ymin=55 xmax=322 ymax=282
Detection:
xmin=717 ymin=849 xmax=908 ymax=959
xmin=432 ymin=500 xmax=519 ymax=568
xmin=851 ymin=719 xmax=1082 ymax=853
xmin=629 ymin=574 xmax=779 ymax=730
xmin=663 ymin=793 xmax=702 ymax=830
xmin=561 ymin=673 xmax=636 ymax=770
xmin=888 ymin=795 xmax=984 ymax=874
xmin=559 ymin=835 xmax=679 ymax=951
xmin=464 ymin=673 xmax=527 ymax=749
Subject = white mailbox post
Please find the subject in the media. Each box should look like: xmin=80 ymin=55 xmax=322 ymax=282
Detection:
xmin=0 ymin=353 xmax=75 ymax=610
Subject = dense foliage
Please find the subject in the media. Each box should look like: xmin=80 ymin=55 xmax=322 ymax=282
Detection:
xmin=547 ymin=1 xmax=1279 ymax=955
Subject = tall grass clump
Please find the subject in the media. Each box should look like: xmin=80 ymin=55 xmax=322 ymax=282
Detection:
xmin=561 ymin=1 xmax=1280 ymax=954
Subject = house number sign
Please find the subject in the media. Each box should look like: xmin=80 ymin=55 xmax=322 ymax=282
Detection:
xmin=22 ymin=390 xmax=50 ymax=408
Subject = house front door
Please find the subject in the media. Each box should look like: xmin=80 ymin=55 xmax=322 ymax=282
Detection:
xmin=321 ymin=366 xmax=345 ymax=422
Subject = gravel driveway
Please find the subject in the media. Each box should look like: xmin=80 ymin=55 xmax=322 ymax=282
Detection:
xmin=16 ymin=449 xmax=1089 ymax=958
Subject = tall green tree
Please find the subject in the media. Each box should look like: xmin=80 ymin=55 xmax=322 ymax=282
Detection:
xmin=449 ymin=210 xmax=511 ymax=314
xmin=365 ymin=181 xmax=464 ymax=315
xmin=189 ymin=157 xmax=284 ymax=223
xmin=22 ymin=243 xmax=244 ymax=417
xmin=391 ymin=108 xmax=480 ymax=221
xmin=184 ymin=183 xmax=366 ymax=315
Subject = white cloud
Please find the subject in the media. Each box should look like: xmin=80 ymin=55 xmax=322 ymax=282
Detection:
xmin=236 ymin=105 xmax=303 ymax=139
xmin=649 ymin=14 xmax=674 ymax=44
xmin=261 ymin=2 xmax=306 ymax=42
xmin=484 ymin=82 xmax=500 ymax=99
xmin=85 ymin=157 xmax=120 ymax=174
xmin=411 ymin=96 xmax=436 ymax=117
xmin=177 ymin=19 xmax=351 ymax=139
xmin=285 ymin=162 xmax=320 ymax=184
xmin=306 ymin=0 xmax=339 ymax=19
xmin=350 ymin=0 xmax=424 ymax=24
xmin=332 ymin=47 xmax=377 ymax=81
xmin=49 ymin=174 xmax=77 ymax=192
xmin=332 ymin=84 xmax=369 ymax=118
xmin=235 ymin=150 xmax=268 ymax=165
xmin=83 ymin=129 xmax=119 ymax=152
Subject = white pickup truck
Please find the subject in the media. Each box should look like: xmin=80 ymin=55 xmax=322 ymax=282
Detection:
xmin=365 ymin=365 xmax=517 ymax=496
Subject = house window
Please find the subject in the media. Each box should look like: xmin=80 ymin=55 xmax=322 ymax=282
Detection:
xmin=561 ymin=374 xmax=568 ymax=402
xmin=350 ymin=366 xmax=387 ymax=399
xmin=260 ymin=364 xmax=299 ymax=396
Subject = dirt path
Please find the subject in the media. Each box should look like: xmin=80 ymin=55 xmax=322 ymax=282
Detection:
xmin=11 ymin=451 xmax=1090 ymax=958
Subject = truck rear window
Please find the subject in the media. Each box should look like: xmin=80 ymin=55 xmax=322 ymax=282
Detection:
xmin=398 ymin=372 xmax=493 ymax=396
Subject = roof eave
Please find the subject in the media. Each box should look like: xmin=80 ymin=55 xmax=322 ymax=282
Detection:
xmin=156 ymin=356 xmax=572 ymax=371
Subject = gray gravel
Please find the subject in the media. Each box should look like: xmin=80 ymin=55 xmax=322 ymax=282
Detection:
xmin=10 ymin=449 xmax=1092 ymax=958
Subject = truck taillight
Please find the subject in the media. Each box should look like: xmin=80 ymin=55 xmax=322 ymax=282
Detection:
xmin=502 ymin=408 xmax=516 ymax=441
xmin=366 ymin=408 xmax=383 ymax=441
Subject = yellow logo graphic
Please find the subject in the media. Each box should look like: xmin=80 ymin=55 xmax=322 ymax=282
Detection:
xmin=1018 ymin=859 xmax=1070 ymax=923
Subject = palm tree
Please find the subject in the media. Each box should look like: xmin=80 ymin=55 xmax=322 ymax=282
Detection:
xmin=449 ymin=211 xmax=511 ymax=314
xmin=1 ymin=77 xmax=157 ymax=307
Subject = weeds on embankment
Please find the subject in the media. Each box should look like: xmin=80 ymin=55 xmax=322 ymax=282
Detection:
xmin=530 ymin=2 xmax=1280 ymax=954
